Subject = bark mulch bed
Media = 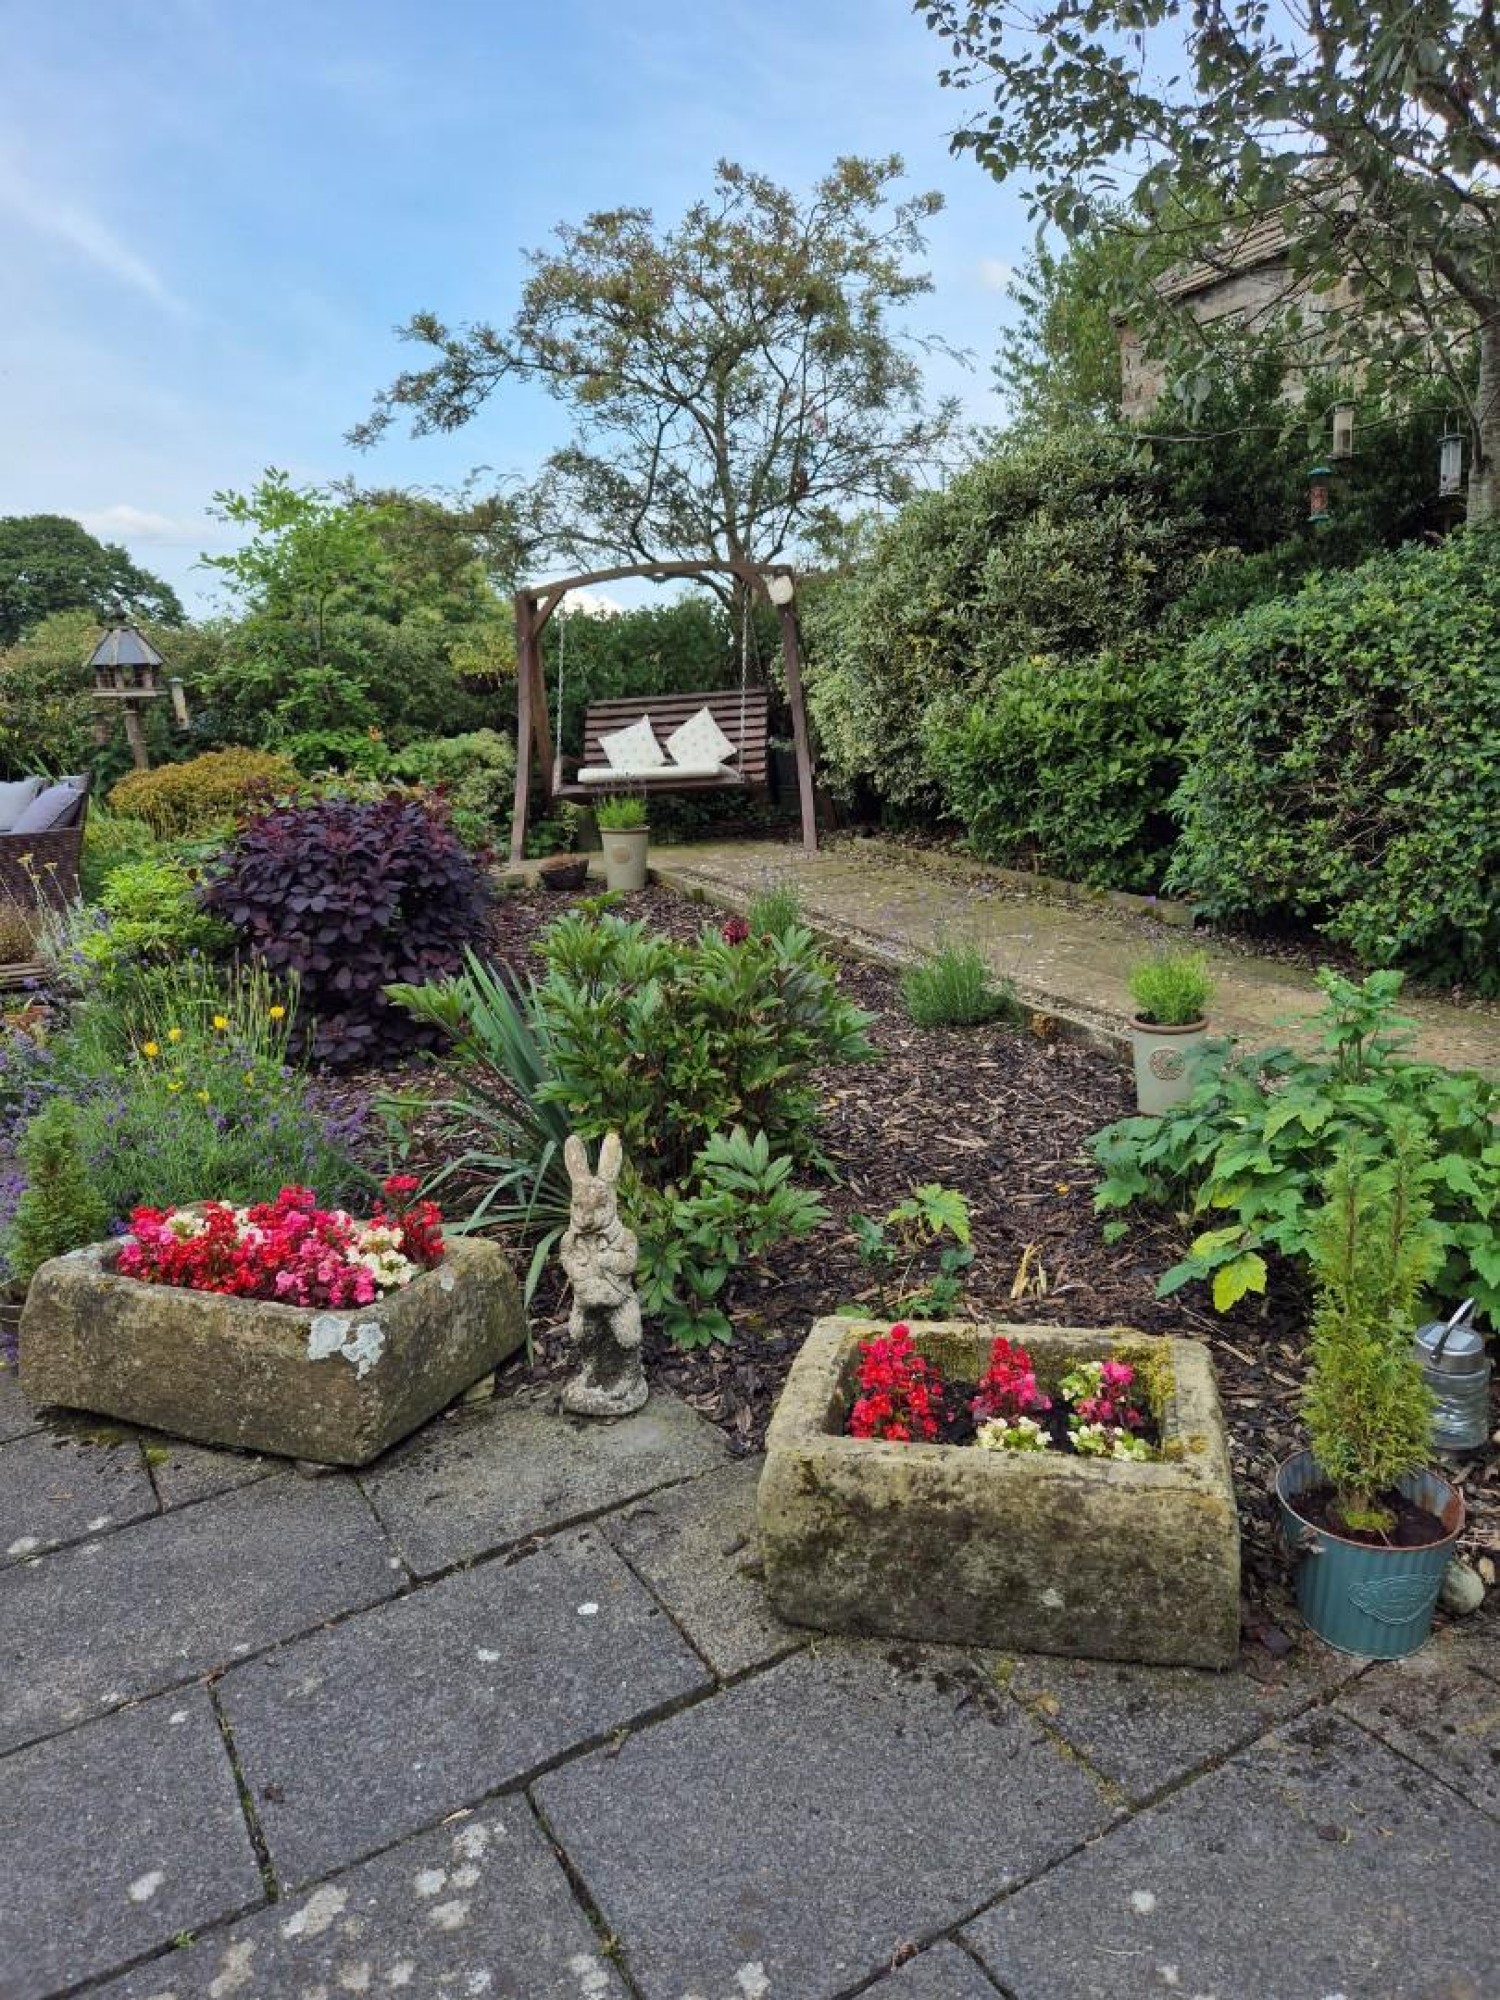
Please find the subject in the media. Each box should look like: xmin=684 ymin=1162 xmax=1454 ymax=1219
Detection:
xmin=411 ymin=882 xmax=1500 ymax=1642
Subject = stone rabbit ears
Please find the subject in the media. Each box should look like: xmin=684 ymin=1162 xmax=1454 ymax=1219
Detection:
xmin=564 ymin=1132 xmax=623 ymax=1186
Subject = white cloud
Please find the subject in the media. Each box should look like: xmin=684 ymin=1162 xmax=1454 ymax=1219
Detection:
xmin=566 ymin=589 xmax=627 ymax=619
xmin=976 ymin=256 xmax=1014 ymax=293
xmin=0 ymin=152 xmax=185 ymax=313
xmin=77 ymin=504 xmax=207 ymax=547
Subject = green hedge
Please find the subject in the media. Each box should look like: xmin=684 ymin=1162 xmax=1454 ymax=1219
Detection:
xmin=1168 ymin=530 xmax=1500 ymax=989
xmin=803 ymin=431 xmax=1209 ymax=813
xmin=926 ymin=651 xmax=1184 ymax=890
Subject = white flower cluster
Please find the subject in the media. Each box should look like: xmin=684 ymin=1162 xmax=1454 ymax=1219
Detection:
xmin=976 ymin=1416 xmax=1052 ymax=1453
xmin=348 ymin=1221 xmax=419 ymax=1292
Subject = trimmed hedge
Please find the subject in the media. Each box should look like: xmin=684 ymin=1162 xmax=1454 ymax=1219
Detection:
xmin=1168 ymin=531 xmax=1500 ymax=989
xmin=109 ymin=747 xmax=297 ymax=837
xmin=925 ymin=650 xmax=1183 ymax=891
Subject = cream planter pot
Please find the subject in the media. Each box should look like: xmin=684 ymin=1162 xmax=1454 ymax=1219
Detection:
xmin=601 ymin=825 xmax=650 ymax=893
xmin=18 ymin=1235 xmax=525 ymax=1466
xmin=759 ymin=1318 xmax=1241 ymax=1668
xmin=1130 ymin=1015 xmax=1210 ymax=1115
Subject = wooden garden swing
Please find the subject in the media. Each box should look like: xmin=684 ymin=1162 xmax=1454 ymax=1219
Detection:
xmin=508 ymin=558 xmax=819 ymax=865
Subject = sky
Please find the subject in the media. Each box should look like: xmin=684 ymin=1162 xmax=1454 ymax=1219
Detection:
xmin=0 ymin=0 xmax=1030 ymax=613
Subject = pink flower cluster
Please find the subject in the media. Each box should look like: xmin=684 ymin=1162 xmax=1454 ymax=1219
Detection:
xmin=970 ymin=1335 xmax=1051 ymax=1425
xmin=117 ymin=1177 xmax=444 ymax=1310
xmin=1061 ymin=1359 xmax=1146 ymax=1432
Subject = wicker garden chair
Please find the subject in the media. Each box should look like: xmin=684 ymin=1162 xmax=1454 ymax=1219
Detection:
xmin=0 ymin=779 xmax=91 ymax=909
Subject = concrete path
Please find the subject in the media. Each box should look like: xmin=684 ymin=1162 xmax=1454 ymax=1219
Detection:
xmin=3 ymin=1363 xmax=1498 ymax=1998
xmin=649 ymin=836 xmax=1500 ymax=1076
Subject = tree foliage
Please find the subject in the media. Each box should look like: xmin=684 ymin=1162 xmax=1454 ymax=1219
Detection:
xmin=0 ymin=514 xmax=183 ymax=647
xmin=803 ymin=430 xmax=1209 ymax=810
xmin=193 ymin=471 xmax=517 ymax=749
xmin=353 ymin=157 xmax=960 ymax=602
xmin=923 ymin=0 xmax=1500 ymax=517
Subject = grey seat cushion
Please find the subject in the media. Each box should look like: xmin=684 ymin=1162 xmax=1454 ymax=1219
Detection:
xmin=0 ymin=777 xmax=43 ymax=832
xmin=7 ymin=776 xmax=89 ymax=835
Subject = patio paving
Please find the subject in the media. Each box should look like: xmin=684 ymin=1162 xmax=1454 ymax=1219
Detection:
xmin=3 ymin=1363 xmax=1498 ymax=1999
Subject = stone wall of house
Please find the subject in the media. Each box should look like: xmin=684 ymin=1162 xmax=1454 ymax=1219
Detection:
xmin=1118 ymin=259 xmax=1360 ymax=421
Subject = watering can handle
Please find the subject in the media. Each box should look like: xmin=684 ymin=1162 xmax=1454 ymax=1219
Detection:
xmin=1431 ymin=1297 xmax=1477 ymax=1362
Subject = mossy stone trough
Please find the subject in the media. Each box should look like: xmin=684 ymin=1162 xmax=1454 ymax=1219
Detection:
xmin=18 ymin=1236 xmax=525 ymax=1467
xmin=758 ymin=1319 xmax=1241 ymax=1669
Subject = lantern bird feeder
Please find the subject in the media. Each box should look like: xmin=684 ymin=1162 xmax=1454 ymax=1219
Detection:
xmin=1439 ymin=427 xmax=1465 ymax=499
xmin=1330 ymin=403 xmax=1356 ymax=460
xmin=87 ymin=620 xmax=169 ymax=771
xmin=1307 ymin=465 xmax=1333 ymax=526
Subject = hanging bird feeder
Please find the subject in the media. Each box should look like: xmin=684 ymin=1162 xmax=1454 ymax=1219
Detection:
xmin=1306 ymin=465 xmax=1333 ymax=526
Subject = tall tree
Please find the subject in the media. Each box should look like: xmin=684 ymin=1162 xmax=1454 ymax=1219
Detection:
xmin=921 ymin=1 xmax=1500 ymax=520
xmin=0 ymin=514 xmax=183 ymax=647
xmin=352 ymin=156 xmax=960 ymax=642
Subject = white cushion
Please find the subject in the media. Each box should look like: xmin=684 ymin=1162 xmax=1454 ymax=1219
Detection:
xmin=0 ymin=777 xmax=42 ymax=832
xmin=665 ymin=706 xmax=736 ymax=769
xmin=576 ymin=762 xmax=725 ymax=785
xmin=598 ymin=715 xmax=667 ymax=775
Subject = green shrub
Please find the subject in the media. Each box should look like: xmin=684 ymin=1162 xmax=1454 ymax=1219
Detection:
xmin=389 ymin=729 xmax=516 ymax=849
xmin=1301 ymin=1138 xmax=1440 ymax=1534
xmin=5 ymin=1100 xmax=109 ymax=1283
xmin=900 ymin=940 xmax=1018 ymax=1029
xmin=81 ymin=859 xmax=231 ymax=985
xmin=925 ymin=649 xmax=1183 ymax=890
xmin=79 ymin=804 xmax=162 ymax=902
xmin=804 ymin=431 xmax=1210 ymax=813
xmin=1091 ymin=971 xmax=1500 ymax=1321
xmin=746 ymin=881 xmax=804 ymax=940
xmin=109 ymin=748 xmax=297 ymax=837
xmin=1168 ymin=531 xmax=1500 ymax=989
xmin=1127 ymin=950 xmax=1214 ymax=1026
xmin=40 ymin=960 xmax=369 ymax=1224
xmin=531 ymin=907 xmax=876 ymax=1182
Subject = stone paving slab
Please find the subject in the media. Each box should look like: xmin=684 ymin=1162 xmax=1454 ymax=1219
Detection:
xmin=0 ymin=1686 xmax=261 ymax=1999
xmin=964 ymin=1709 xmax=1500 ymax=1999
xmin=143 ymin=1435 xmax=273 ymax=1509
xmin=1005 ymin=1639 xmax=1365 ymax=1803
xmin=602 ymin=1460 xmax=802 ymax=1678
xmin=0 ymin=1362 xmax=41 ymax=1443
xmin=0 ymin=1473 xmax=401 ymax=1753
xmin=533 ymin=1644 xmax=1109 ymax=2000
xmin=220 ymin=1525 xmax=712 ymax=1888
xmin=864 ymin=1940 xmax=1005 ymax=1997
xmin=0 ymin=1428 xmax=157 ymax=1564
xmin=361 ymin=1386 xmax=728 ymax=1576
xmin=92 ymin=1800 xmax=627 ymax=2000
xmin=1338 ymin=1629 xmax=1500 ymax=1822
xmin=1443 ymin=1608 xmax=1500 ymax=1682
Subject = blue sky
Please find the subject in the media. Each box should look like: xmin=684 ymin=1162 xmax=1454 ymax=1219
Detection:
xmin=0 ymin=0 xmax=1029 ymax=612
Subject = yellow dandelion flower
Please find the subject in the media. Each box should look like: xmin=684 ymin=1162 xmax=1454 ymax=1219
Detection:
xmin=243 ymin=1071 xmax=255 ymax=1085
xmin=166 ymin=1080 xmax=183 ymax=1094
xmin=268 ymin=1004 xmax=286 ymax=1022
xmin=197 ymin=1090 xmax=211 ymax=1105
xmin=166 ymin=1027 xmax=183 ymax=1044
xmin=212 ymin=1014 xmax=229 ymax=1032
xmin=142 ymin=1041 xmax=160 ymax=1059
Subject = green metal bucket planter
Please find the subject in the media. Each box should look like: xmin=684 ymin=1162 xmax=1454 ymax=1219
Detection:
xmin=1275 ymin=1449 xmax=1463 ymax=1659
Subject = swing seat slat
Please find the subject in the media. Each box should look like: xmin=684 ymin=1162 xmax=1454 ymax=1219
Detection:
xmin=553 ymin=688 xmax=770 ymax=799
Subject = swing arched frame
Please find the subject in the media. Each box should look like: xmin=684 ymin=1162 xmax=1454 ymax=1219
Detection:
xmin=508 ymin=558 xmax=818 ymax=865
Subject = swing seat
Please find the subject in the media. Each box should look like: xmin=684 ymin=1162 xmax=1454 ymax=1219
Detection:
xmin=554 ymin=689 xmax=769 ymax=800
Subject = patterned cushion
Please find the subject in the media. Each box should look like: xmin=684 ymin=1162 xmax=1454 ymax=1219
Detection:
xmin=8 ymin=777 xmax=88 ymax=834
xmin=597 ymin=716 xmax=668 ymax=775
xmin=665 ymin=706 xmax=735 ymax=770
xmin=0 ymin=778 xmax=42 ymax=832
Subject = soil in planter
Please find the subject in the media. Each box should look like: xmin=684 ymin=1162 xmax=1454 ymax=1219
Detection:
xmin=1296 ymin=1481 xmax=1449 ymax=1549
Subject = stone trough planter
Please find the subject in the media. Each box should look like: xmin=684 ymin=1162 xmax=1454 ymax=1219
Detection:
xmin=18 ymin=1235 xmax=525 ymax=1467
xmin=758 ymin=1319 xmax=1240 ymax=1669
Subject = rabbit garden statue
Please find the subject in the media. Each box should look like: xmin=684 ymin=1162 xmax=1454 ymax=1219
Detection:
xmin=559 ymin=1131 xmax=648 ymax=1418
